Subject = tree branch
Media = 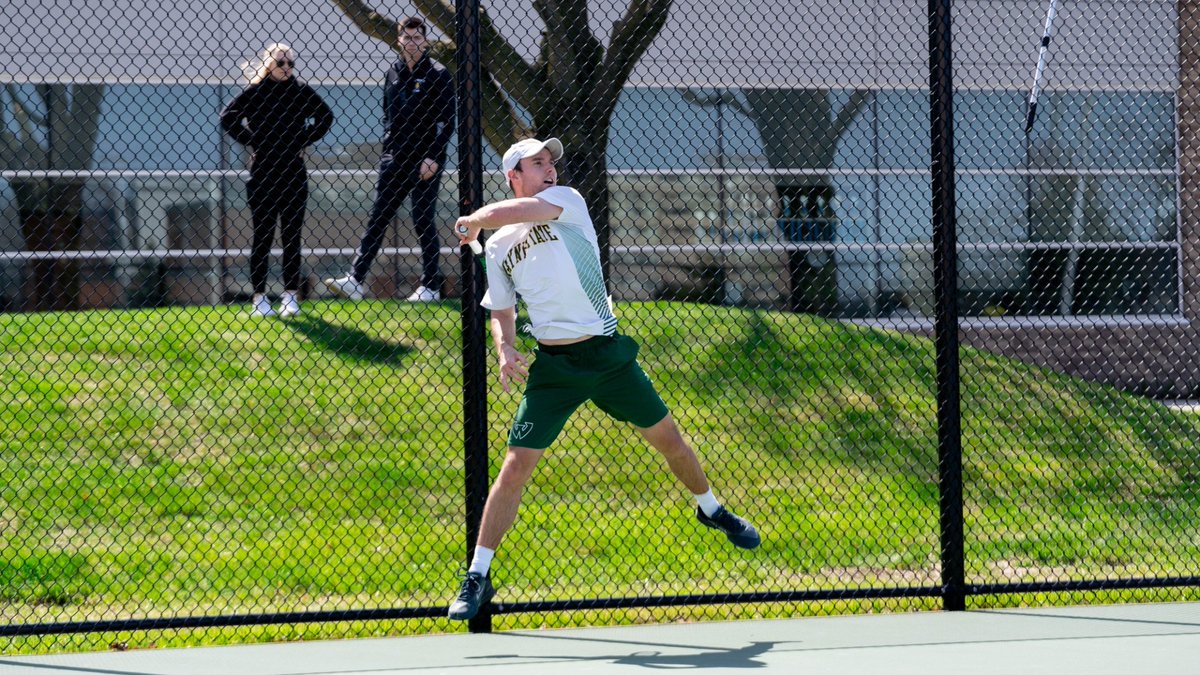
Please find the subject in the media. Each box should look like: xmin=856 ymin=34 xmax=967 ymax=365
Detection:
xmin=325 ymin=0 xmax=398 ymax=42
xmin=597 ymin=0 xmax=673 ymax=114
xmin=725 ymin=95 xmax=753 ymax=119
xmin=42 ymin=84 xmax=74 ymax=169
xmin=535 ymin=0 xmax=583 ymax=100
xmin=68 ymin=85 xmax=106 ymax=171
xmin=553 ymin=0 xmax=604 ymax=78
xmin=407 ymin=0 xmax=546 ymax=111
xmin=2 ymin=85 xmax=46 ymax=171
xmin=425 ymin=42 xmax=531 ymax=153
xmin=7 ymin=83 xmax=46 ymax=128
xmin=677 ymin=89 xmax=718 ymax=106
xmin=678 ymin=88 xmax=753 ymax=119
xmin=832 ymin=90 xmax=872 ymax=143
xmin=0 ymin=90 xmax=18 ymax=168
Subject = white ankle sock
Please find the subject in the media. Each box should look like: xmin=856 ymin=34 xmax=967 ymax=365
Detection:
xmin=695 ymin=490 xmax=721 ymax=517
xmin=468 ymin=546 xmax=494 ymax=576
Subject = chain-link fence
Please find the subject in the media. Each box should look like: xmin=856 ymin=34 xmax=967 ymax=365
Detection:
xmin=3 ymin=0 xmax=1199 ymax=653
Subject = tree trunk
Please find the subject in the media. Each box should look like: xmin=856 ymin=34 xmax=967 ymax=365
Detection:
xmin=3 ymin=84 xmax=105 ymax=312
xmin=538 ymin=118 xmax=613 ymax=286
xmin=744 ymin=89 xmax=869 ymax=315
xmin=1179 ymin=0 xmax=1200 ymax=319
xmin=13 ymin=178 xmax=85 ymax=311
xmin=779 ymin=184 xmax=838 ymax=315
xmin=564 ymin=141 xmax=611 ymax=285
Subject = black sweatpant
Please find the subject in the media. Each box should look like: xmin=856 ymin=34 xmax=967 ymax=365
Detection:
xmin=350 ymin=155 xmax=442 ymax=289
xmin=247 ymin=162 xmax=308 ymax=294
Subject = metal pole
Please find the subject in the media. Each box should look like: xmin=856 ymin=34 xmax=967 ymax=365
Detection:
xmin=717 ymin=91 xmax=729 ymax=303
xmin=872 ymin=93 xmax=883 ymax=314
xmin=456 ymin=0 xmax=490 ymax=634
xmin=928 ymin=0 xmax=965 ymax=611
xmin=217 ymin=86 xmax=230 ymax=304
xmin=391 ymin=208 xmax=402 ymax=297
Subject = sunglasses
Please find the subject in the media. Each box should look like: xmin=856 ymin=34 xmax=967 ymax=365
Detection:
xmin=274 ymin=59 xmax=295 ymax=67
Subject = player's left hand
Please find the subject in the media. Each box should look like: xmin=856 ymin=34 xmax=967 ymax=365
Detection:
xmin=497 ymin=345 xmax=529 ymax=393
xmin=419 ymin=158 xmax=439 ymax=181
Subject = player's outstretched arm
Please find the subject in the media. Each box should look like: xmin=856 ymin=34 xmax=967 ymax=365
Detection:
xmin=489 ymin=306 xmax=529 ymax=393
xmin=455 ymin=197 xmax=564 ymax=241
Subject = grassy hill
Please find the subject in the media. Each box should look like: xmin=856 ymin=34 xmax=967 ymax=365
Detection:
xmin=2 ymin=300 xmax=1198 ymax=652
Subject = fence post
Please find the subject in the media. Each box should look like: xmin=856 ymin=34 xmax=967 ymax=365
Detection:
xmin=928 ymin=0 xmax=965 ymax=611
xmin=456 ymin=0 xmax=491 ymax=633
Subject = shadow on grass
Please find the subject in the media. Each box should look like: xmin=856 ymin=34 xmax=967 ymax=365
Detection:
xmin=693 ymin=311 xmax=795 ymax=401
xmin=284 ymin=314 xmax=415 ymax=366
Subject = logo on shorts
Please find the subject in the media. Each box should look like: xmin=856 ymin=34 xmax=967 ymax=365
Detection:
xmin=511 ymin=422 xmax=534 ymax=440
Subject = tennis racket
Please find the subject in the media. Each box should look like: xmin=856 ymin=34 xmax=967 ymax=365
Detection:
xmin=1025 ymin=0 xmax=1059 ymax=133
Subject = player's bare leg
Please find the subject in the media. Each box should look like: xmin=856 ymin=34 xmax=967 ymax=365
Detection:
xmin=638 ymin=415 xmax=710 ymax=494
xmin=477 ymin=446 xmax=543 ymax=549
xmin=639 ymin=415 xmax=761 ymax=550
xmin=449 ymin=446 xmax=542 ymax=621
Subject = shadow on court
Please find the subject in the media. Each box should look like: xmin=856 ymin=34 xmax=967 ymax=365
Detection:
xmin=284 ymin=315 xmax=414 ymax=366
xmin=472 ymin=634 xmax=788 ymax=669
xmin=5 ymin=604 xmax=1199 ymax=674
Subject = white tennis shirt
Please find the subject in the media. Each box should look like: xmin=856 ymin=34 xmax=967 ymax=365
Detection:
xmin=480 ymin=186 xmax=618 ymax=341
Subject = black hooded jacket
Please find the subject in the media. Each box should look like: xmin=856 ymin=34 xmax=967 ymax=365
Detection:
xmin=220 ymin=76 xmax=334 ymax=167
xmin=381 ymin=55 xmax=455 ymax=166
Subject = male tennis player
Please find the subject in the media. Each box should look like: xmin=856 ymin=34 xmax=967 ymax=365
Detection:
xmin=447 ymin=137 xmax=760 ymax=621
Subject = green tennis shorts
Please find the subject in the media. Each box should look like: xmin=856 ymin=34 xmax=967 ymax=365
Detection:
xmin=508 ymin=334 xmax=670 ymax=449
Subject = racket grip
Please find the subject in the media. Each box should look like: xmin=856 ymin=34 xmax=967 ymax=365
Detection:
xmin=456 ymin=223 xmax=482 ymax=254
xmin=1024 ymin=102 xmax=1037 ymax=134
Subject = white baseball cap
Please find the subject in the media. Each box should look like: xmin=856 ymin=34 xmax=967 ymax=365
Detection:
xmin=502 ymin=137 xmax=564 ymax=173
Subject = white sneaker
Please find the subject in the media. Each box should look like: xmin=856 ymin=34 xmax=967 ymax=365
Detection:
xmin=250 ymin=294 xmax=276 ymax=317
xmin=279 ymin=290 xmax=301 ymax=318
xmin=406 ymin=286 xmax=441 ymax=302
xmin=323 ymin=274 xmax=364 ymax=300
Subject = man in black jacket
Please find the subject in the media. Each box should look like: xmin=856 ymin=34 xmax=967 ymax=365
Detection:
xmin=325 ymin=16 xmax=455 ymax=302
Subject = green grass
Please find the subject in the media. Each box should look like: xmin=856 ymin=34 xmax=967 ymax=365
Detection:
xmin=2 ymin=300 xmax=1199 ymax=654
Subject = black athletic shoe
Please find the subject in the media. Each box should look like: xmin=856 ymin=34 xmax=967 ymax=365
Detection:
xmin=697 ymin=506 xmax=761 ymax=550
xmin=447 ymin=572 xmax=495 ymax=621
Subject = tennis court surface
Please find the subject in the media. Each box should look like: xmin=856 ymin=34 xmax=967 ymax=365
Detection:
xmin=4 ymin=602 xmax=1198 ymax=674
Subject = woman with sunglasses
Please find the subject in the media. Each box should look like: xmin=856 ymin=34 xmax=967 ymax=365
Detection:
xmin=220 ymin=42 xmax=334 ymax=317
